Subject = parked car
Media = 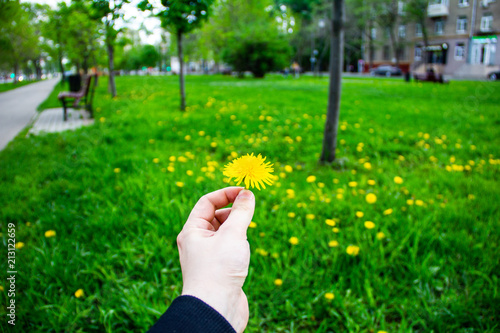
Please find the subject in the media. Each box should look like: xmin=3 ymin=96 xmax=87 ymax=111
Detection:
xmin=370 ymin=65 xmax=402 ymax=77
xmin=487 ymin=71 xmax=500 ymax=80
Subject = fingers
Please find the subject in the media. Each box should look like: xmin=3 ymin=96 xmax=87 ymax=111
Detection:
xmin=220 ymin=190 xmax=255 ymax=239
xmin=185 ymin=187 xmax=244 ymax=229
xmin=212 ymin=208 xmax=232 ymax=229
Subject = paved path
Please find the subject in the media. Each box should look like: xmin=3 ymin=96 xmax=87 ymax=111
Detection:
xmin=0 ymin=78 xmax=59 ymax=151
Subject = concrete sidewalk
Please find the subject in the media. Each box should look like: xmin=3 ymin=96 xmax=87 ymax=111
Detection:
xmin=0 ymin=78 xmax=59 ymax=151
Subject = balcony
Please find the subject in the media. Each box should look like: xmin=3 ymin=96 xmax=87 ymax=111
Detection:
xmin=428 ymin=3 xmax=449 ymax=17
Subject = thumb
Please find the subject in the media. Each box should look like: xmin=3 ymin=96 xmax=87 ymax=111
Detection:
xmin=220 ymin=189 xmax=255 ymax=238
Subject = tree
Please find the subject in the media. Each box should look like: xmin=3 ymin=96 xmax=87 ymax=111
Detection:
xmin=0 ymin=1 xmax=38 ymax=82
xmin=375 ymin=0 xmax=402 ymax=66
xmin=139 ymin=0 xmax=214 ymax=111
xmin=406 ymin=0 xmax=429 ymax=64
xmin=91 ymin=0 xmax=129 ymax=98
xmin=320 ymin=0 xmax=344 ymax=163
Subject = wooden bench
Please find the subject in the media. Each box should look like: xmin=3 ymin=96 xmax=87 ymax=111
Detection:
xmin=58 ymin=74 xmax=98 ymax=121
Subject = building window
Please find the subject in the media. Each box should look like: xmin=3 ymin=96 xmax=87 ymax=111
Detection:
xmin=457 ymin=16 xmax=467 ymax=33
xmin=398 ymin=25 xmax=406 ymax=38
xmin=480 ymin=15 xmax=493 ymax=32
xmin=435 ymin=19 xmax=444 ymax=35
xmin=383 ymin=46 xmax=391 ymax=61
xmin=398 ymin=1 xmax=405 ymax=15
xmin=458 ymin=0 xmax=469 ymax=7
xmin=371 ymin=27 xmax=377 ymax=39
xmin=415 ymin=47 xmax=422 ymax=61
xmin=398 ymin=47 xmax=406 ymax=60
xmin=416 ymin=23 xmax=423 ymax=37
xmin=455 ymin=43 xmax=465 ymax=60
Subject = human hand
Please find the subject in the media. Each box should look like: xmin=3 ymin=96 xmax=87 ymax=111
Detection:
xmin=177 ymin=187 xmax=255 ymax=333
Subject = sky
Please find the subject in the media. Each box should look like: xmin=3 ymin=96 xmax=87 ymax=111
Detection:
xmin=21 ymin=0 xmax=164 ymax=45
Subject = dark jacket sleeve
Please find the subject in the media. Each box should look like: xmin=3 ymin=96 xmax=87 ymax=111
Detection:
xmin=147 ymin=295 xmax=236 ymax=333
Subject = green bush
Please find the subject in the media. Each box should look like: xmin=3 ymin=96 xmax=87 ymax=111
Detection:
xmin=223 ymin=35 xmax=291 ymax=78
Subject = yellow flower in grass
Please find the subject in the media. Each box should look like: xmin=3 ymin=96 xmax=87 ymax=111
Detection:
xmin=249 ymin=222 xmax=257 ymax=228
xmin=223 ymin=153 xmax=274 ymax=190
xmin=383 ymin=208 xmax=393 ymax=215
xmin=324 ymin=292 xmax=335 ymax=300
xmin=15 ymin=242 xmax=24 ymax=249
xmin=328 ymin=240 xmax=339 ymax=247
xmin=0 ymin=286 xmax=3 ymax=291
xmin=367 ymin=179 xmax=376 ymax=185
xmin=74 ymin=289 xmax=84 ymax=298
xmin=346 ymin=245 xmax=360 ymax=256
xmin=356 ymin=211 xmax=364 ymax=218
xmin=348 ymin=181 xmax=358 ymax=187
xmin=394 ymin=176 xmax=403 ymax=184
xmin=306 ymin=175 xmax=316 ymax=183
xmin=306 ymin=214 xmax=315 ymax=220
xmin=114 ymin=168 xmax=121 ymax=173
xmin=366 ymin=193 xmax=377 ymax=204
xmin=289 ymin=237 xmax=299 ymax=245
xmin=288 ymin=212 xmax=296 ymax=218
xmin=325 ymin=219 xmax=336 ymax=226
xmin=376 ymin=232 xmax=385 ymax=240
xmin=153 ymin=158 xmax=160 ymax=164
xmin=364 ymin=221 xmax=375 ymax=229
xmin=176 ymin=182 xmax=184 ymax=187
xmin=274 ymin=279 xmax=283 ymax=286
xmin=45 ymin=230 xmax=56 ymax=238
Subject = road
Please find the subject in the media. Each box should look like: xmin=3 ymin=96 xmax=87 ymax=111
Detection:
xmin=0 ymin=78 xmax=59 ymax=151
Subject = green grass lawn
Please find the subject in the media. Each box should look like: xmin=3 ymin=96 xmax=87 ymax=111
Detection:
xmin=1 ymin=74 xmax=499 ymax=332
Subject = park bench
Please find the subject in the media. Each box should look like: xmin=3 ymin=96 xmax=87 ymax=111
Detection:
xmin=57 ymin=74 xmax=97 ymax=121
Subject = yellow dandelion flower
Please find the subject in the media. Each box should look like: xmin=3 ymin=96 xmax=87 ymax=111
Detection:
xmin=0 ymin=286 xmax=3 ymax=291
xmin=184 ymin=135 xmax=191 ymax=141
xmin=367 ymin=179 xmax=376 ymax=185
xmin=306 ymin=175 xmax=316 ymax=183
xmin=325 ymin=219 xmax=336 ymax=226
xmin=336 ymin=193 xmax=344 ymax=200
xmin=415 ymin=199 xmax=424 ymax=206
xmin=364 ymin=162 xmax=372 ymax=170
xmin=210 ymin=142 xmax=218 ymax=148
xmin=274 ymin=279 xmax=283 ymax=286
xmin=289 ymin=236 xmax=299 ymax=245
xmin=153 ymin=158 xmax=160 ymax=164
xmin=376 ymin=232 xmax=385 ymax=240
xmin=346 ymin=245 xmax=360 ymax=256
xmin=15 ymin=242 xmax=24 ymax=249
xmin=176 ymin=182 xmax=184 ymax=187
xmin=306 ymin=214 xmax=315 ymax=220
xmin=366 ymin=193 xmax=377 ymax=204
xmin=328 ymin=240 xmax=339 ymax=247
xmin=186 ymin=170 xmax=194 ymax=176
xmin=288 ymin=212 xmax=296 ymax=218
xmin=332 ymin=227 xmax=340 ymax=233
xmin=249 ymin=221 xmax=257 ymax=228
xmin=394 ymin=176 xmax=403 ymax=184
xmin=378 ymin=330 xmax=388 ymax=333
xmin=383 ymin=208 xmax=393 ymax=215
xmin=114 ymin=168 xmax=121 ymax=173
xmin=223 ymin=153 xmax=274 ymax=190
xmin=74 ymin=289 xmax=84 ymax=298
xmin=325 ymin=292 xmax=335 ymax=300
xmin=149 ymin=139 xmax=155 ymax=144
xmin=285 ymin=165 xmax=293 ymax=173
xmin=45 ymin=230 xmax=56 ymax=238
xmin=356 ymin=211 xmax=364 ymax=218
xmin=407 ymin=199 xmax=414 ymax=205
xmin=348 ymin=181 xmax=357 ymax=187
xmin=364 ymin=221 xmax=375 ymax=229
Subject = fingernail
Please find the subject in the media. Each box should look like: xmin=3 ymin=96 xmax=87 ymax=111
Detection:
xmin=238 ymin=189 xmax=254 ymax=199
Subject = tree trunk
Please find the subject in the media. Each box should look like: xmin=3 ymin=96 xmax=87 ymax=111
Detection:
xmin=368 ymin=20 xmax=374 ymax=69
xmin=320 ymin=0 xmax=344 ymax=163
xmin=177 ymin=30 xmax=186 ymax=111
xmin=107 ymin=39 xmax=116 ymax=97
xmin=389 ymin=29 xmax=399 ymax=66
xmin=58 ymin=49 xmax=66 ymax=82
xmin=421 ymin=17 xmax=429 ymax=64
xmin=13 ymin=62 xmax=19 ymax=83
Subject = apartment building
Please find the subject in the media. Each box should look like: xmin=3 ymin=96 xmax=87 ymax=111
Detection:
xmin=365 ymin=0 xmax=500 ymax=78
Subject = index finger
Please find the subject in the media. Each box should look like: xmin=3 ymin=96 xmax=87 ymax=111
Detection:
xmin=185 ymin=187 xmax=244 ymax=227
